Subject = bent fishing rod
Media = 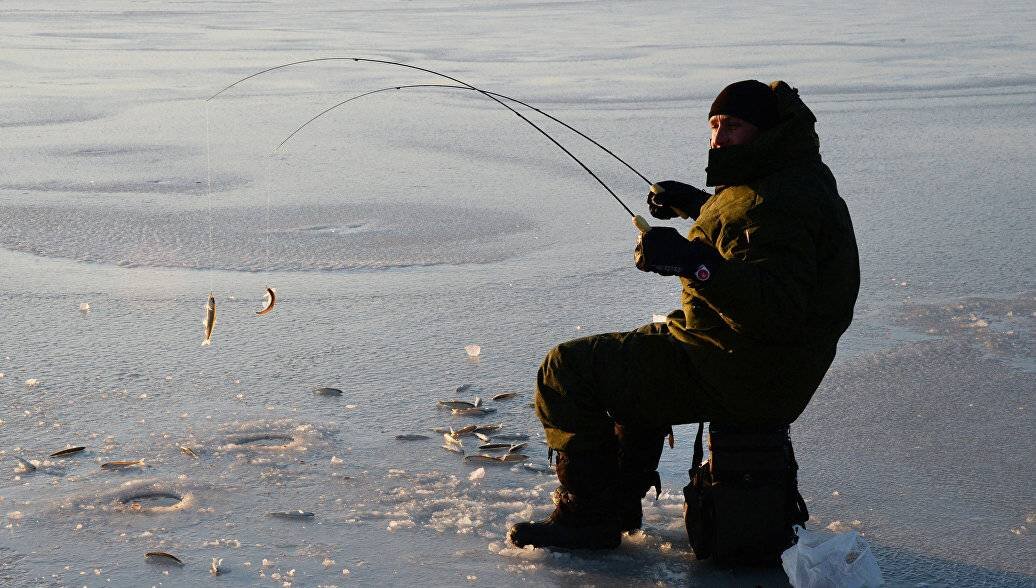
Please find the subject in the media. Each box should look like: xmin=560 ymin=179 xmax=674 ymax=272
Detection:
xmin=208 ymin=57 xmax=678 ymax=231
xmin=276 ymin=83 xmax=652 ymax=186
xmin=277 ymin=83 xmax=691 ymax=223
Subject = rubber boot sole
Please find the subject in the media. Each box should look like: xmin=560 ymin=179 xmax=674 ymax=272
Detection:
xmin=508 ymin=520 xmax=622 ymax=550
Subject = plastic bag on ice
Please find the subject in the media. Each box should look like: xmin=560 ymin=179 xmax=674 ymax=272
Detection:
xmin=781 ymin=525 xmax=883 ymax=588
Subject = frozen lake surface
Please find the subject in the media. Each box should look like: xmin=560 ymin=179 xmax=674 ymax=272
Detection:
xmin=1 ymin=1 xmax=1033 ymax=586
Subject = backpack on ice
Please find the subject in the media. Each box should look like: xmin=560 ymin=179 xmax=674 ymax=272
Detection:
xmin=683 ymin=422 xmax=809 ymax=566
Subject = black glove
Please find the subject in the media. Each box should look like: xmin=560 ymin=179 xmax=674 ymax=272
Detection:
xmin=634 ymin=226 xmax=723 ymax=281
xmin=647 ymin=180 xmax=712 ymax=220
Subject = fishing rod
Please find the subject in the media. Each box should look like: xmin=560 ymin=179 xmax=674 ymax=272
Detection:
xmin=275 ymin=83 xmax=652 ymax=186
xmin=208 ymin=57 xmax=664 ymax=228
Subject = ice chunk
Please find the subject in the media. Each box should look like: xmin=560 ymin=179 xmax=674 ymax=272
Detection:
xmin=79 ymin=303 xmax=91 ymax=313
xmin=826 ymin=520 xmax=850 ymax=532
xmin=13 ymin=458 xmax=36 ymax=473
xmin=488 ymin=541 xmax=548 ymax=560
xmin=387 ymin=519 xmax=415 ymax=531
xmin=24 ymin=378 xmax=39 ymax=388
xmin=652 ymin=314 xmax=667 ymax=323
xmin=523 ymin=461 xmax=552 ymax=473
xmin=465 ymin=344 xmax=481 ymax=358
xmin=468 ymin=467 xmax=486 ymax=482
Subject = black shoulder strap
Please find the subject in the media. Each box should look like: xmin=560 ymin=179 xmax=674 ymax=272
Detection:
xmin=690 ymin=422 xmax=705 ymax=475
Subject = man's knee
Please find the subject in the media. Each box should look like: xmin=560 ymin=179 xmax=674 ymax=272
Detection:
xmin=539 ymin=339 xmax=586 ymax=390
xmin=534 ymin=345 xmax=561 ymax=420
xmin=541 ymin=343 xmax=562 ymax=372
xmin=534 ymin=338 xmax=600 ymax=420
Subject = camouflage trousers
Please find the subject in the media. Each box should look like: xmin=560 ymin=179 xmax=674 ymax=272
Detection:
xmin=535 ymin=322 xmax=724 ymax=453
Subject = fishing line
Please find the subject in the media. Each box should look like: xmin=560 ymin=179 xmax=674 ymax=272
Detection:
xmin=208 ymin=87 xmax=277 ymax=317
xmin=275 ymin=83 xmax=654 ymax=187
xmin=201 ymin=99 xmax=217 ymax=346
xmin=204 ymin=101 xmax=214 ymax=265
xmin=262 ymin=137 xmax=273 ymax=316
xmin=208 ymin=57 xmax=638 ymax=219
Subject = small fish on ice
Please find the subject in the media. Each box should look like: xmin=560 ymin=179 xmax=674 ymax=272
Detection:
xmin=49 ymin=446 xmax=86 ymax=457
xmin=268 ymin=510 xmax=315 ymax=520
xmin=395 ymin=434 xmax=430 ymax=441
xmin=452 ymin=407 xmax=496 ymax=417
xmin=493 ymin=433 xmax=529 ymax=442
xmin=314 ymin=387 xmax=343 ymax=397
xmin=100 ymin=460 xmax=144 ymax=470
xmin=478 ymin=443 xmax=512 ymax=451
xmin=438 ymin=399 xmax=476 ymax=410
xmin=145 ymin=552 xmax=184 ymax=566
xmin=442 ymin=433 xmax=465 ymax=448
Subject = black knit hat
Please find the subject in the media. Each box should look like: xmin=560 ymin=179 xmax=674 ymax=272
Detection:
xmin=708 ymin=80 xmax=779 ymax=130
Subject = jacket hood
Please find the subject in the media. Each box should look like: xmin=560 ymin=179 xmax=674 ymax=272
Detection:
xmin=705 ymin=81 xmax=821 ymax=187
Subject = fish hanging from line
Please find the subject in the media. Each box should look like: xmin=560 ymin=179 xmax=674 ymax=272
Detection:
xmin=256 ymin=287 xmax=276 ymax=316
xmin=202 ymin=293 xmax=216 ymax=346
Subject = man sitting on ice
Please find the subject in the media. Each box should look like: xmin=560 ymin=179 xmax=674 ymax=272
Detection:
xmin=509 ymin=80 xmax=860 ymax=550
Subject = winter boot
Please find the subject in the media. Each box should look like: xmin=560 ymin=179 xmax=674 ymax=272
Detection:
xmin=507 ymin=449 xmax=622 ymax=549
xmin=615 ymin=424 xmax=669 ymax=532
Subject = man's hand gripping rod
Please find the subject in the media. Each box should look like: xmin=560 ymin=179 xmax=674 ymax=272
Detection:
xmin=634 ymin=184 xmax=690 ymax=233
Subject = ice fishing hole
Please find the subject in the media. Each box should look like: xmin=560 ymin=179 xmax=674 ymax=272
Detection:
xmin=113 ymin=485 xmax=195 ymax=514
xmin=118 ymin=492 xmax=183 ymax=508
xmin=222 ymin=432 xmax=304 ymax=451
